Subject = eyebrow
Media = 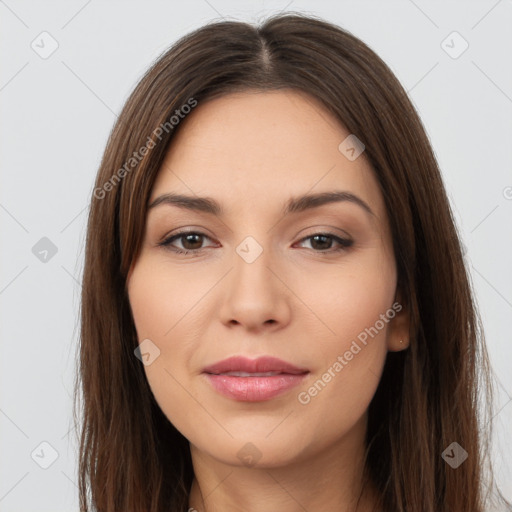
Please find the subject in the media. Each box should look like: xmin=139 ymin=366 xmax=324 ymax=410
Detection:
xmin=148 ymin=190 xmax=376 ymax=218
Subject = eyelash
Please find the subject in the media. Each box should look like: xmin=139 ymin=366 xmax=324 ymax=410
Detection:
xmin=158 ymin=230 xmax=353 ymax=256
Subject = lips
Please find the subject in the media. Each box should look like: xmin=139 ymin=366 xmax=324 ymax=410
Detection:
xmin=203 ymin=356 xmax=308 ymax=375
xmin=202 ymin=356 xmax=309 ymax=402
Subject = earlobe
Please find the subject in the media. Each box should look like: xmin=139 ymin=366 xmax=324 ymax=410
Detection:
xmin=386 ymin=290 xmax=410 ymax=352
xmin=389 ymin=337 xmax=409 ymax=352
xmin=387 ymin=317 xmax=410 ymax=352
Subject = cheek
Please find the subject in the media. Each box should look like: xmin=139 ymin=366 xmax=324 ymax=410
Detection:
xmin=291 ymin=253 xmax=394 ymax=412
xmin=293 ymin=252 xmax=396 ymax=347
xmin=127 ymin=259 xmax=207 ymax=425
xmin=127 ymin=258 xmax=210 ymax=340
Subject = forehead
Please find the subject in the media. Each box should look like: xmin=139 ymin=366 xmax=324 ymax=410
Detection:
xmin=150 ymin=90 xmax=387 ymax=225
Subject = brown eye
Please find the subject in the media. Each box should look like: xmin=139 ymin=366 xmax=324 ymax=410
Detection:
xmin=296 ymin=233 xmax=353 ymax=253
xmin=159 ymin=231 xmax=215 ymax=254
xmin=177 ymin=233 xmax=204 ymax=250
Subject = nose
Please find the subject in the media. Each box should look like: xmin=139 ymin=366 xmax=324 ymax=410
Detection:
xmin=218 ymin=241 xmax=292 ymax=334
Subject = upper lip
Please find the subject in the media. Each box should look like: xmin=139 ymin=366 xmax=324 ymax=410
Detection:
xmin=203 ymin=356 xmax=309 ymax=375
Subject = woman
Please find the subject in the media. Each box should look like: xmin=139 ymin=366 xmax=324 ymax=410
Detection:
xmin=75 ymin=12 xmax=510 ymax=512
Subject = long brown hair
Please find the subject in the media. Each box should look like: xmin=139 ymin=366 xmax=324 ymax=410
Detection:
xmin=74 ymin=12 xmax=508 ymax=512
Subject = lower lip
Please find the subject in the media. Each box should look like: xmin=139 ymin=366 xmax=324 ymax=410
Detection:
xmin=204 ymin=373 xmax=308 ymax=401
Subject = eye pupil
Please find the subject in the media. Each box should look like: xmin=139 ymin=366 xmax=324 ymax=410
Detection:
xmin=182 ymin=233 xmax=203 ymax=250
xmin=310 ymin=234 xmax=332 ymax=251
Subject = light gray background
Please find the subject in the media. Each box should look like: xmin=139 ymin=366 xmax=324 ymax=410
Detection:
xmin=1 ymin=1 xmax=511 ymax=510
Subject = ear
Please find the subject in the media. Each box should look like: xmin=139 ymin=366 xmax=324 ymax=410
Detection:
xmin=386 ymin=288 xmax=410 ymax=352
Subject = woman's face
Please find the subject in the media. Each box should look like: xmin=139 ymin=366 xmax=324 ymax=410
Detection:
xmin=127 ymin=90 xmax=409 ymax=468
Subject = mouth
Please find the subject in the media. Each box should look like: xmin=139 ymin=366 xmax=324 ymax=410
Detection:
xmin=214 ymin=371 xmax=289 ymax=377
xmin=202 ymin=356 xmax=309 ymax=402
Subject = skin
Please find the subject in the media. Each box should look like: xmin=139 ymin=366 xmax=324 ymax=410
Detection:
xmin=126 ymin=89 xmax=410 ymax=512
